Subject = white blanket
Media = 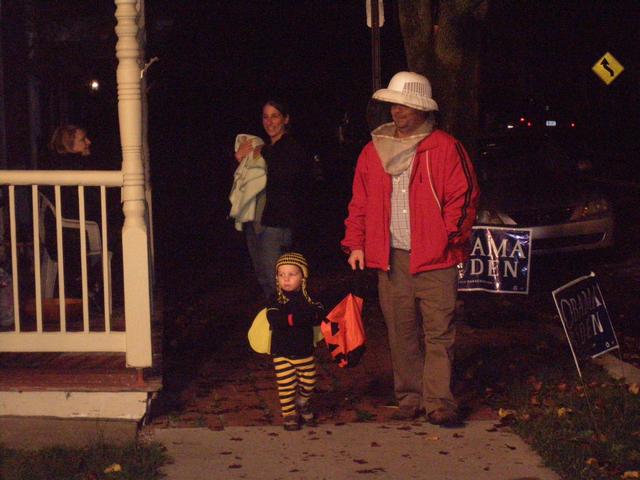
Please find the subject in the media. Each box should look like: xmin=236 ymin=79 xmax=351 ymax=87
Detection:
xmin=229 ymin=134 xmax=267 ymax=231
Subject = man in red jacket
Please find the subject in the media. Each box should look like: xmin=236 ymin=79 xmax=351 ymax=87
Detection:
xmin=342 ymin=72 xmax=479 ymax=426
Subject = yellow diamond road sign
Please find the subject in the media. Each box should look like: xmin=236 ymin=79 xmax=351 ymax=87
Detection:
xmin=592 ymin=52 xmax=624 ymax=85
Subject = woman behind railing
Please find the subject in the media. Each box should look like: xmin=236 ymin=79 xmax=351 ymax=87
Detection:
xmin=40 ymin=125 xmax=120 ymax=313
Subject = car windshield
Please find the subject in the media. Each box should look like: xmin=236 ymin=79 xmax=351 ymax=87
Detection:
xmin=477 ymin=132 xmax=590 ymax=184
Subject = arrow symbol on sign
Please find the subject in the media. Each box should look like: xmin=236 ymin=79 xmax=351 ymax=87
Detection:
xmin=600 ymin=58 xmax=615 ymax=77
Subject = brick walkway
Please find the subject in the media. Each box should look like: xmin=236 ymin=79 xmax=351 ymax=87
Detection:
xmin=147 ymin=272 xmax=564 ymax=431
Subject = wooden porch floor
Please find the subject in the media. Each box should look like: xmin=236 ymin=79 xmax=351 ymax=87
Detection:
xmin=0 ymin=302 xmax=163 ymax=394
xmin=0 ymin=352 xmax=161 ymax=392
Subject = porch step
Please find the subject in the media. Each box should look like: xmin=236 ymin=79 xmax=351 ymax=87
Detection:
xmin=0 ymin=353 xmax=161 ymax=392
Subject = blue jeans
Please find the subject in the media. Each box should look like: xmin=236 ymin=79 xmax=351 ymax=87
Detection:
xmin=244 ymin=223 xmax=292 ymax=301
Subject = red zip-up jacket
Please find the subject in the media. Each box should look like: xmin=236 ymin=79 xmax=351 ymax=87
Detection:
xmin=341 ymin=129 xmax=479 ymax=274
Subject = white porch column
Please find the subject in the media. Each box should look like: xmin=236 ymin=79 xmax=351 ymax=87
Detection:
xmin=115 ymin=0 xmax=152 ymax=368
xmin=137 ymin=0 xmax=156 ymax=271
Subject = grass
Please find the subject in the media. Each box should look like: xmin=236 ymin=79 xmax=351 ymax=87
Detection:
xmin=355 ymin=409 xmax=377 ymax=422
xmin=463 ymin=331 xmax=640 ymax=479
xmin=0 ymin=441 xmax=169 ymax=480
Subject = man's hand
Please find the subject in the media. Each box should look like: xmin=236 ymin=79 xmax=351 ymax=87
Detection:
xmin=347 ymin=249 xmax=365 ymax=270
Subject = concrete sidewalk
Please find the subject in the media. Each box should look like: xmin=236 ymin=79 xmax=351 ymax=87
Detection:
xmin=153 ymin=420 xmax=560 ymax=480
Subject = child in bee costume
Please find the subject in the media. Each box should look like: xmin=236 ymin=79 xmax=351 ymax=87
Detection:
xmin=266 ymin=252 xmax=324 ymax=431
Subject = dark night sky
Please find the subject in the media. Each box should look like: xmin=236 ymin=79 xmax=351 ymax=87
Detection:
xmin=143 ymin=0 xmax=638 ymax=153
xmin=142 ymin=0 xmax=638 ymax=200
xmin=135 ymin=0 xmax=639 ymax=273
xmin=6 ymin=0 xmax=636 ymax=279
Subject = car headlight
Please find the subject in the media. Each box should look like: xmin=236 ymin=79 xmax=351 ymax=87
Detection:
xmin=570 ymin=198 xmax=610 ymax=221
xmin=476 ymin=209 xmax=504 ymax=225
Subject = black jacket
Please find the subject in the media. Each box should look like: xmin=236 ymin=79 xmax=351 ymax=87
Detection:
xmin=266 ymin=291 xmax=323 ymax=358
xmin=260 ymin=134 xmax=310 ymax=229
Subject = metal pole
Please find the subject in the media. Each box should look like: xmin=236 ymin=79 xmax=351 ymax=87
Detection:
xmin=370 ymin=0 xmax=381 ymax=92
xmin=0 ymin=0 xmax=7 ymax=169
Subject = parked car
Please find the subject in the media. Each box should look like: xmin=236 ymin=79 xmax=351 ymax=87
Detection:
xmin=474 ymin=131 xmax=614 ymax=254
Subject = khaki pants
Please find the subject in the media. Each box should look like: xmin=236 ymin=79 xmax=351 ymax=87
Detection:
xmin=378 ymin=249 xmax=458 ymax=414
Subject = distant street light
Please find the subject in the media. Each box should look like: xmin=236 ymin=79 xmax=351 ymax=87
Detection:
xmin=89 ymin=79 xmax=100 ymax=91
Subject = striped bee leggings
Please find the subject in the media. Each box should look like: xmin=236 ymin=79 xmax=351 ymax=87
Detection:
xmin=273 ymin=355 xmax=317 ymax=417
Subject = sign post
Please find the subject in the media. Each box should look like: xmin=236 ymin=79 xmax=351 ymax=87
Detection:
xmin=366 ymin=0 xmax=384 ymax=92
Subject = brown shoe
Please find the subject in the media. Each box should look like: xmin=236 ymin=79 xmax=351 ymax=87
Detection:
xmin=390 ymin=406 xmax=420 ymax=421
xmin=283 ymin=415 xmax=301 ymax=431
xmin=427 ymin=408 xmax=459 ymax=426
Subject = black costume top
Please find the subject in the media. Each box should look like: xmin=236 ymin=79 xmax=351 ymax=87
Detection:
xmin=266 ymin=291 xmax=323 ymax=358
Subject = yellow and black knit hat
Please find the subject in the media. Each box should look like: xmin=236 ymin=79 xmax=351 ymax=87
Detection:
xmin=275 ymin=252 xmax=309 ymax=278
xmin=275 ymin=252 xmax=313 ymax=303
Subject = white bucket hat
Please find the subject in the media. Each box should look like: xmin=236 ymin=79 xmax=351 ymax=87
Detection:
xmin=372 ymin=71 xmax=439 ymax=112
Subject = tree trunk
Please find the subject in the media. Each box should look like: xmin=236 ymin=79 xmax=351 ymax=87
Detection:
xmin=397 ymin=0 xmax=434 ymax=76
xmin=397 ymin=0 xmax=486 ymax=154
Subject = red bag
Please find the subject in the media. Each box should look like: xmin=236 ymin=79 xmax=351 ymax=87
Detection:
xmin=321 ymin=293 xmax=366 ymax=368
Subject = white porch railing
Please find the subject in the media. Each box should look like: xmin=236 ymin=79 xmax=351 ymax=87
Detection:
xmin=0 ymin=169 xmax=152 ymax=368
xmin=0 ymin=0 xmax=154 ymax=371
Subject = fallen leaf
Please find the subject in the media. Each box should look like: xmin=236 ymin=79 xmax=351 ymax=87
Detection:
xmin=424 ymin=435 xmax=440 ymax=441
xmin=623 ymin=471 xmax=640 ymax=479
xmin=353 ymin=459 xmax=368 ymax=464
xmin=557 ymin=407 xmax=573 ymax=417
xmin=629 ymin=384 xmax=640 ymax=395
xmin=530 ymin=396 xmax=540 ymax=406
xmin=228 ymin=464 xmax=242 ymax=469
xmin=498 ymin=408 xmax=516 ymax=418
xmin=505 ymin=444 xmax=516 ymax=450
xmin=557 ymin=383 xmax=568 ymax=392
xmin=585 ymin=457 xmax=598 ymax=466
xmin=371 ymin=442 xmax=380 ymax=447
xmin=103 ymin=464 xmax=122 ymax=474
xmin=453 ymin=433 xmax=464 ymax=438
xmin=520 ymin=413 xmax=531 ymax=422
xmin=438 ymin=451 xmax=449 ymax=455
